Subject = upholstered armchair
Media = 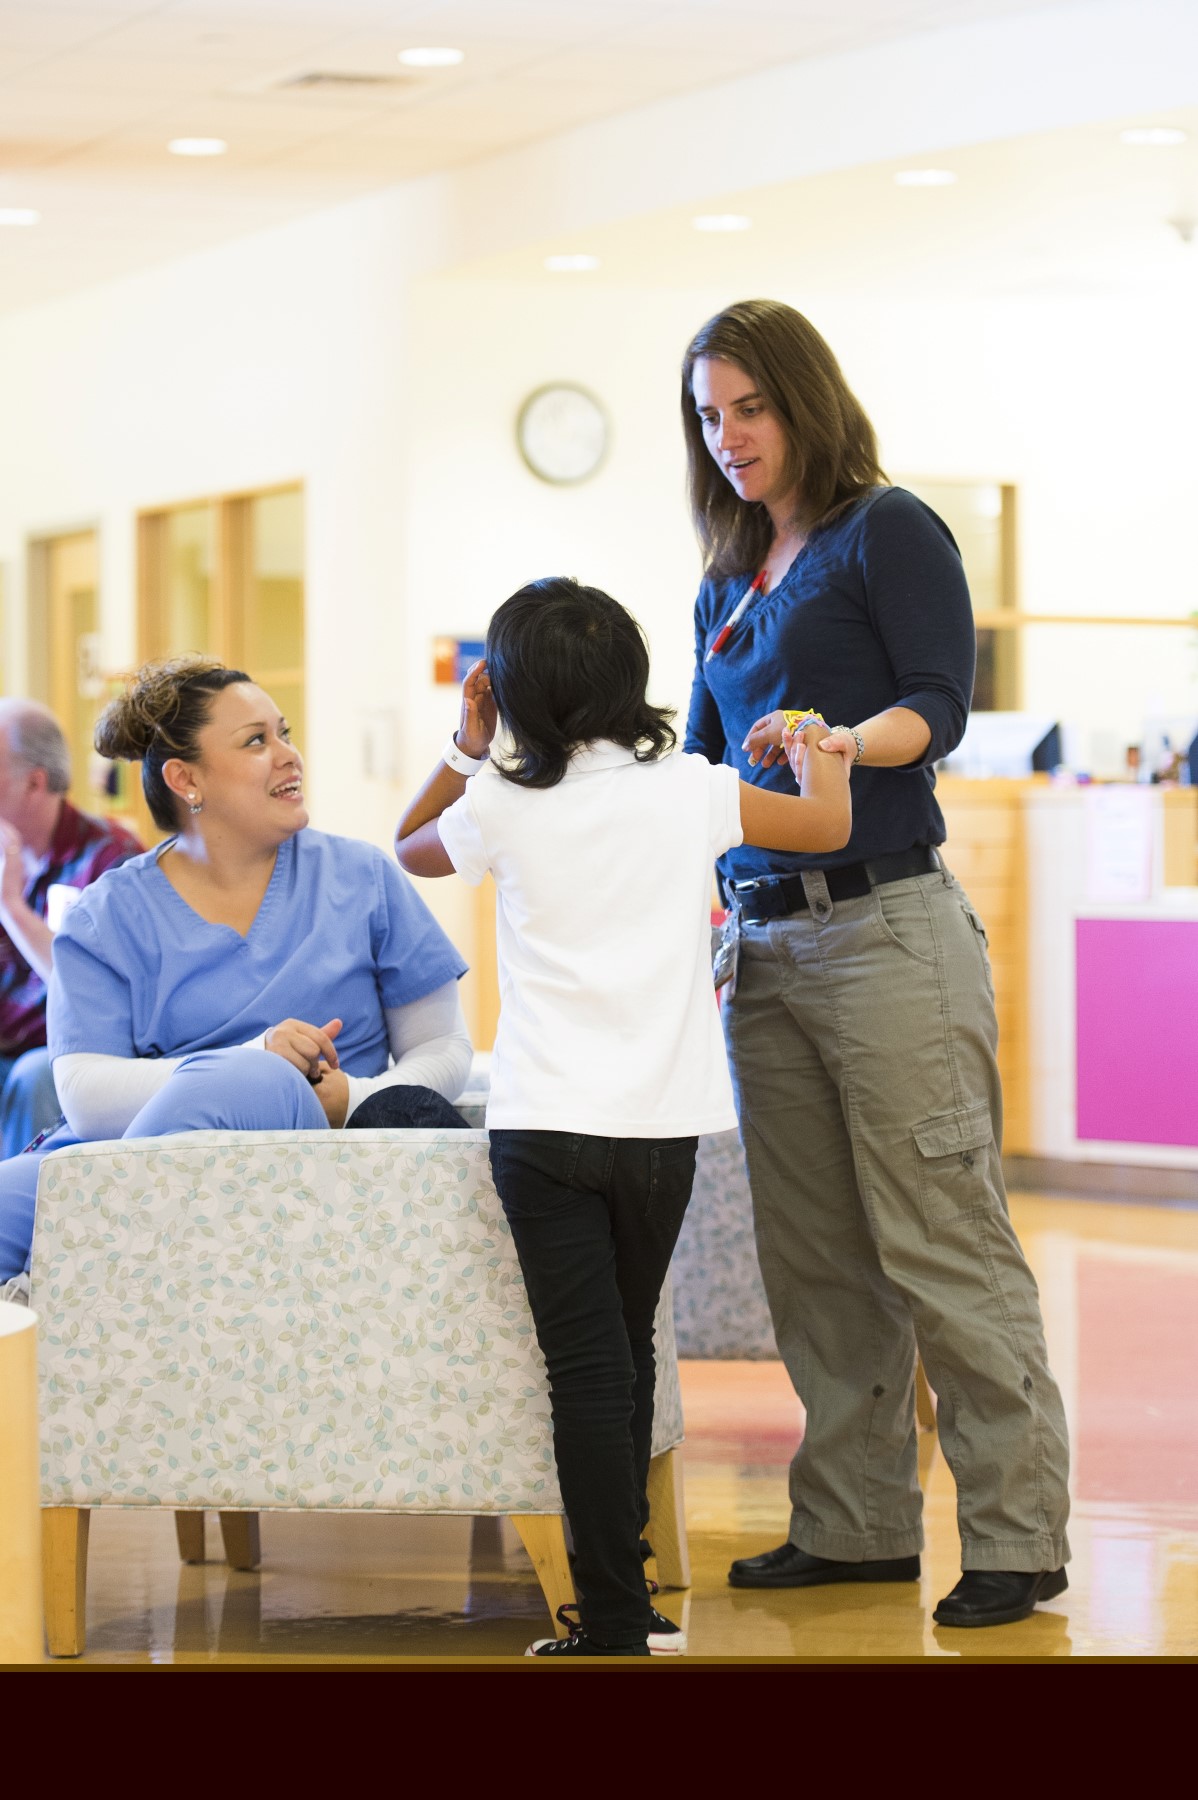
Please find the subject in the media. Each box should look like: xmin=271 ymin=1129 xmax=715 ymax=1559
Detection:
xmin=33 ymin=1126 xmax=688 ymax=1656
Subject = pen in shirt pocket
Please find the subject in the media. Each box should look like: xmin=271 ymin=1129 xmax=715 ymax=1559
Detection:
xmin=704 ymin=570 xmax=767 ymax=662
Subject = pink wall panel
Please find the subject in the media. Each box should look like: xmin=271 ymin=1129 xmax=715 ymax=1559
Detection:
xmin=1076 ymin=919 xmax=1198 ymax=1146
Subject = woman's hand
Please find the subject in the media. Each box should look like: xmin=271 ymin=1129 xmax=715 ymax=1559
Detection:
xmin=312 ymin=1066 xmax=349 ymax=1128
xmin=265 ymin=1017 xmax=342 ymax=1082
xmin=815 ymin=728 xmax=859 ymax=771
xmin=742 ymin=711 xmax=788 ymax=770
xmin=456 ymin=661 xmax=497 ymax=761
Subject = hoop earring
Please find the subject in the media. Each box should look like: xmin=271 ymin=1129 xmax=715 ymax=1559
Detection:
xmin=187 ymin=793 xmax=203 ymax=816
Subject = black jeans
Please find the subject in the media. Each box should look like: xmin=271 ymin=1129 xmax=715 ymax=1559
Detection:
xmin=488 ymin=1129 xmax=697 ymax=1646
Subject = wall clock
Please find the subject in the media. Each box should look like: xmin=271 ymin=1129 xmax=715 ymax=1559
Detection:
xmin=516 ymin=383 xmax=609 ymax=485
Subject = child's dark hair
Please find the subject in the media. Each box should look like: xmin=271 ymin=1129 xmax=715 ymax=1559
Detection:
xmin=486 ymin=578 xmax=676 ymax=789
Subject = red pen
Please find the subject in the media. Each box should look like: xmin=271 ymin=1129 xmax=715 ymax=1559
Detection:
xmin=704 ymin=569 xmax=768 ymax=662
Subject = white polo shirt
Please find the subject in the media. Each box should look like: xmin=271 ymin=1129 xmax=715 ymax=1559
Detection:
xmin=437 ymin=743 xmax=743 ymax=1138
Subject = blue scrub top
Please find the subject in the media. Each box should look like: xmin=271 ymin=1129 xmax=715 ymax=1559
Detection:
xmin=47 ymin=829 xmax=466 ymax=1076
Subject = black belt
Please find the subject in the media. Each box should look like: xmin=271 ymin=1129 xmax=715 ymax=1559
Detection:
xmin=730 ymin=845 xmax=939 ymax=923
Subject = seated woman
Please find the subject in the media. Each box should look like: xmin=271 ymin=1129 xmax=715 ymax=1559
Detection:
xmin=0 ymin=656 xmax=473 ymax=1293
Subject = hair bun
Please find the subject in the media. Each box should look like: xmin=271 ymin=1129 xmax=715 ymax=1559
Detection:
xmin=93 ymin=655 xmax=229 ymax=761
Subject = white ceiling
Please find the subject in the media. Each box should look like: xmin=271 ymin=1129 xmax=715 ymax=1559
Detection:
xmin=452 ymin=105 xmax=1198 ymax=300
xmin=0 ymin=0 xmax=1066 ymax=313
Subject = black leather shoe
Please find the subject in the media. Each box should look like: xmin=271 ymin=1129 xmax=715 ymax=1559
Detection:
xmin=933 ymin=1567 xmax=1068 ymax=1628
xmin=728 ymin=1542 xmax=921 ymax=1589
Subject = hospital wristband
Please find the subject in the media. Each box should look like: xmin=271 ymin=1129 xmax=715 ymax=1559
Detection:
xmin=442 ymin=735 xmax=488 ymax=776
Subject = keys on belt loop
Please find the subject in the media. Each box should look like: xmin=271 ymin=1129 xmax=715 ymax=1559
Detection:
xmin=801 ymin=870 xmax=833 ymax=920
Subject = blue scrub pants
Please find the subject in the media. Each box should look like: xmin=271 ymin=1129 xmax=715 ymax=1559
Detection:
xmin=0 ymin=1047 xmax=61 ymax=1160
xmin=0 ymin=1048 xmax=466 ymax=1281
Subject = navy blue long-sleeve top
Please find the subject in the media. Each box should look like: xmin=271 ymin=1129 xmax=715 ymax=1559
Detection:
xmin=684 ymin=485 xmax=975 ymax=882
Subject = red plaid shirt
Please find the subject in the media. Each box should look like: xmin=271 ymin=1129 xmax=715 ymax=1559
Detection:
xmin=0 ymin=799 xmax=142 ymax=1055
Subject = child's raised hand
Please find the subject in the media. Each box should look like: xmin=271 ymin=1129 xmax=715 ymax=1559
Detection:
xmin=782 ymin=722 xmax=828 ymax=783
xmin=458 ymin=660 xmax=497 ymax=759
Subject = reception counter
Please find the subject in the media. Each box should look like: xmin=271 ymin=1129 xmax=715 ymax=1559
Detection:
xmin=939 ymin=777 xmax=1198 ymax=1174
xmin=1075 ymin=904 xmax=1198 ymax=1151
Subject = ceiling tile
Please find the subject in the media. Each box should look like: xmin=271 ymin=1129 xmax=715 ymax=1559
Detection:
xmin=10 ymin=49 xmax=276 ymax=97
xmin=162 ymin=0 xmax=419 ymax=22
xmin=385 ymin=1 xmax=680 ymax=42
xmin=297 ymin=32 xmax=562 ymax=85
xmin=0 ymin=85 xmax=176 ymax=134
xmin=122 ymin=94 xmax=396 ymax=143
xmin=515 ymin=42 xmax=762 ymax=90
xmin=0 ymin=5 xmax=145 ymax=52
xmin=84 ymin=14 xmax=353 ymax=66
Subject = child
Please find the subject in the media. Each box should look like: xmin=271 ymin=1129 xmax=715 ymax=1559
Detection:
xmin=396 ymin=577 xmax=849 ymax=1657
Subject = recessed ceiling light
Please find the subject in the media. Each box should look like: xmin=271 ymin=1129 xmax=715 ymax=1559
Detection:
xmin=399 ymin=47 xmax=465 ymax=68
xmin=168 ymin=137 xmax=227 ymax=157
xmin=0 ymin=207 xmax=39 ymax=226
xmin=1120 ymin=126 xmax=1188 ymax=147
xmin=545 ymin=254 xmax=599 ymax=273
xmin=692 ymin=214 xmax=752 ymax=233
xmin=893 ymin=168 xmax=957 ymax=187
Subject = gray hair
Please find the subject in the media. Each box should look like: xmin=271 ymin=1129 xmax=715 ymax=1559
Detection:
xmin=0 ymin=700 xmax=71 ymax=795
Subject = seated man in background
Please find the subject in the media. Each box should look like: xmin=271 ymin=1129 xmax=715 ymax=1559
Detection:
xmin=0 ymin=699 xmax=142 ymax=1158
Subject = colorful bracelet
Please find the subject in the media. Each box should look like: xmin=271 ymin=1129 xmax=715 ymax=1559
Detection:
xmin=782 ymin=709 xmax=829 ymax=732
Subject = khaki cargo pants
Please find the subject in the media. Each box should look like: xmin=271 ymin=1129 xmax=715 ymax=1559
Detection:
xmin=724 ymin=861 xmax=1070 ymax=1572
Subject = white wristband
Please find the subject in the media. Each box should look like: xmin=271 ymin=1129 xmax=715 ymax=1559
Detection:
xmin=442 ymin=734 xmax=488 ymax=777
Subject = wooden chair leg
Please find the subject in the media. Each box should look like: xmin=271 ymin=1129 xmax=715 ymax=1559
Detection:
xmin=511 ymin=1514 xmax=575 ymax=1635
xmin=646 ymin=1448 xmax=691 ymax=1589
xmin=42 ymin=1507 xmax=90 ymax=1658
xmin=0 ymin=1306 xmax=43 ymax=1661
xmin=174 ymin=1511 xmax=207 ymax=1564
xmin=915 ymin=1359 xmax=937 ymax=1434
xmin=218 ymin=1511 xmax=261 ymax=1571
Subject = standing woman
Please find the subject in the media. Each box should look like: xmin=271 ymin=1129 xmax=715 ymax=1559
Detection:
xmin=682 ymin=299 xmax=1070 ymax=1628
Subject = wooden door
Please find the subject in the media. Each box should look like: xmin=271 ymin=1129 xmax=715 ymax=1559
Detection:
xmin=136 ymin=485 xmax=305 ymax=840
xmin=28 ymin=530 xmax=111 ymax=813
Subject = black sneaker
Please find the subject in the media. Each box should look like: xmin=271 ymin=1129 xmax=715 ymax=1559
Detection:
xmin=526 ymin=1616 xmax=650 ymax=1658
xmin=643 ymin=1581 xmax=687 ymax=1654
xmin=554 ymin=1593 xmax=687 ymax=1657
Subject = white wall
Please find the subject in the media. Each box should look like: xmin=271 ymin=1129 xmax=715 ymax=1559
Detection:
xmin=0 ymin=178 xmax=456 ymax=845
xmin=405 ymin=276 xmax=1198 ymax=771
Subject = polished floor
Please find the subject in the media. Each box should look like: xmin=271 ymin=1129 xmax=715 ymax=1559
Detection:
xmin=45 ymin=1192 xmax=1198 ymax=1664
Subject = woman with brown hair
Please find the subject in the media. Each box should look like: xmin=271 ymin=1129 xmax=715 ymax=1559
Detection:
xmin=682 ymin=299 xmax=1071 ymax=1629
xmin=0 ymin=657 xmax=471 ymax=1295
